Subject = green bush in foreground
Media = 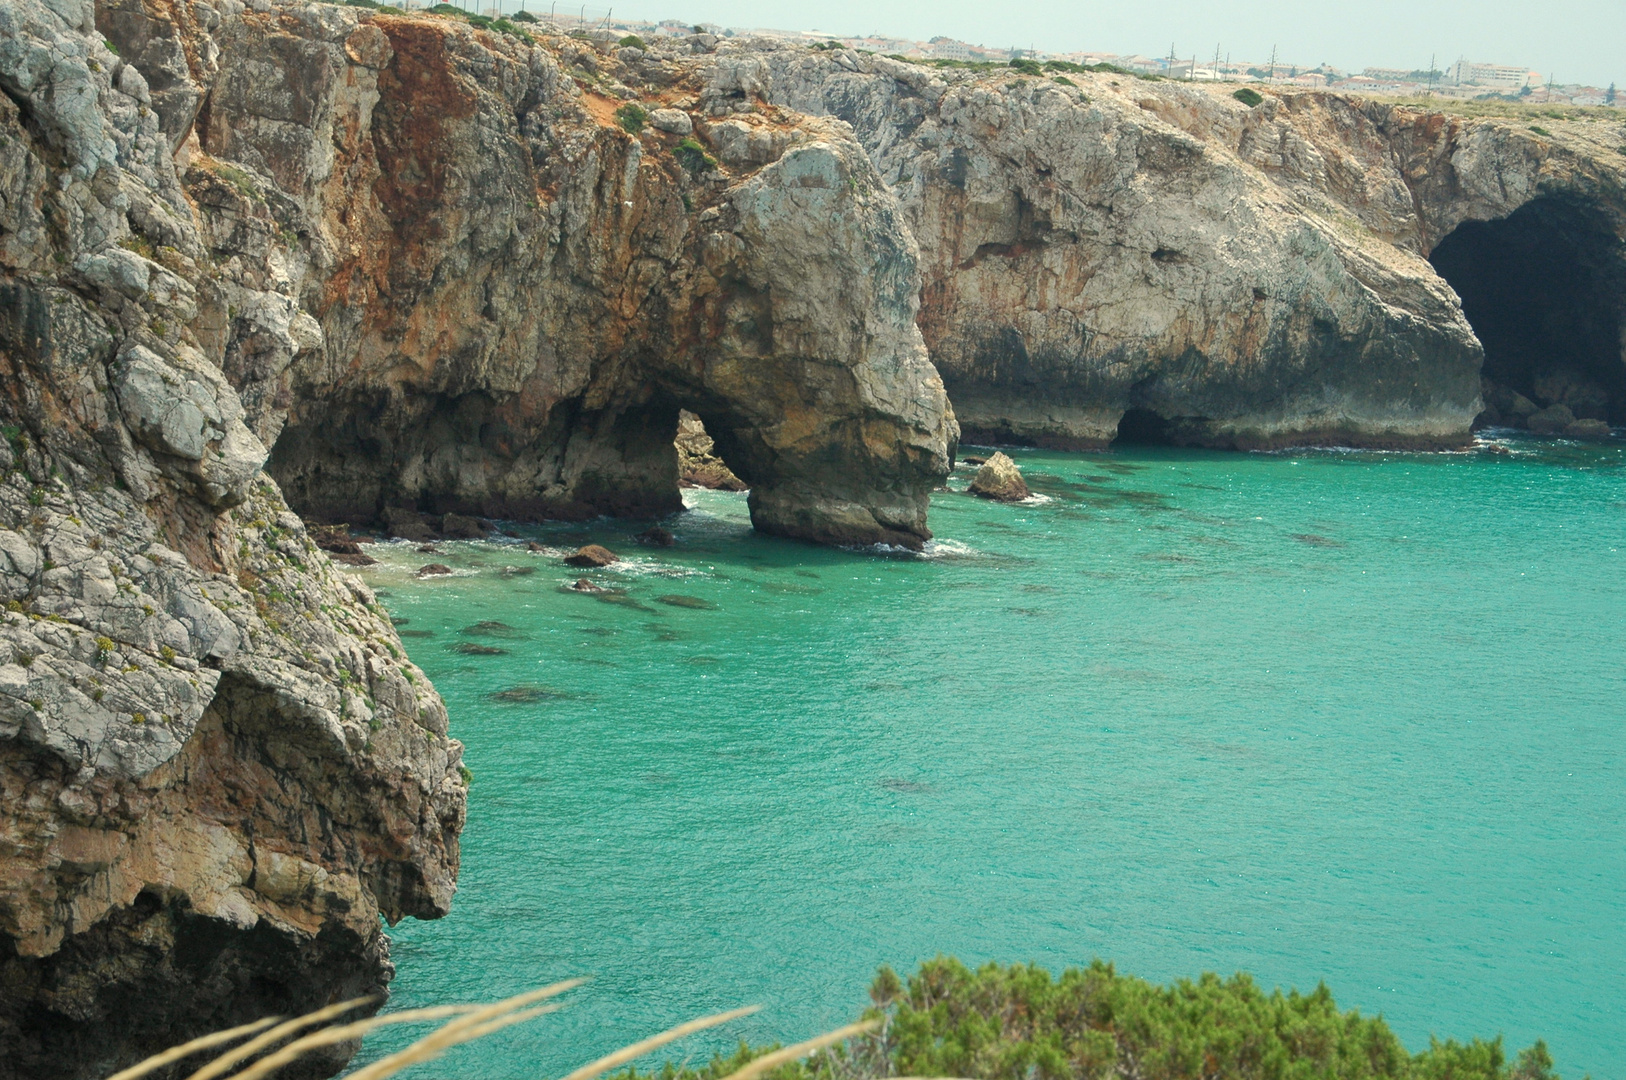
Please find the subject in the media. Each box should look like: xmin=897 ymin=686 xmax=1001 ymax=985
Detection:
xmin=621 ymin=958 xmax=1569 ymax=1080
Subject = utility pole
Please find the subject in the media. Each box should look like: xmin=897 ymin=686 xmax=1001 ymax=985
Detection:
xmin=1268 ymin=44 xmax=1278 ymax=83
xmin=1168 ymin=41 xmax=1177 ymax=76
xmin=1427 ymin=52 xmax=1436 ymax=94
xmin=1213 ymin=42 xmax=1221 ymax=82
xmin=1189 ymin=54 xmax=1196 ymax=81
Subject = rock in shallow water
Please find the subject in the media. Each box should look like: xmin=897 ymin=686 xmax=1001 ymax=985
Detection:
xmin=637 ymin=526 xmax=676 ymax=547
xmin=1564 ymin=418 xmax=1612 ymax=441
xmin=968 ymin=453 xmax=1031 ymax=502
xmin=565 ymin=545 xmax=619 ymax=567
xmin=1526 ymin=404 xmax=1577 ymax=436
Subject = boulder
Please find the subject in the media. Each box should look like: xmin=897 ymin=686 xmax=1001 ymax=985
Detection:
xmin=649 ymin=108 xmax=693 ymax=135
xmin=1564 ymin=418 xmax=1612 ymax=441
xmin=313 ymin=531 xmax=363 ymax=555
xmin=416 ymin=564 xmax=454 ymax=577
xmin=384 ymin=507 xmax=440 ymax=542
xmin=1526 ymin=404 xmax=1577 ymax=436
xmin=564 ymin=544 xmax=618 ymax=567
xmin=967 ymin=452 xmax=1031 ymax=501
xmin=329 ymin=551 xmax=377 ymax=566
xmin=961 ymin=455 xmax=988 ymax=466
xmin=440 ymin=513 xmax=489 ymax=540
xmin=636 ymin=526 xmax=676 ymax=547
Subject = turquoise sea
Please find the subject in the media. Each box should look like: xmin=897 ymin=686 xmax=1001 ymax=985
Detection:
xmin=357 ymin=435 xmax=1624 ymax=1079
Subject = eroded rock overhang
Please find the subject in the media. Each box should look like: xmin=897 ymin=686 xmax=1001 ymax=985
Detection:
xmin=165 ymin=6 xmax=955 ymax=549
xmin=730 ymin=47 xmax=1626 ymax=450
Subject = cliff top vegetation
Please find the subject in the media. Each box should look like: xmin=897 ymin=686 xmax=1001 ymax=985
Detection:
xmin=617 ymin=958 xmax=1570 ymax=1080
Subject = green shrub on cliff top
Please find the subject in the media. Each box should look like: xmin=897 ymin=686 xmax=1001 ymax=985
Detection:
xmin=1233 ymin=87 xmax=1265 ymax=107
xmin=616 ymin=958 xmax=1566 ymax=1080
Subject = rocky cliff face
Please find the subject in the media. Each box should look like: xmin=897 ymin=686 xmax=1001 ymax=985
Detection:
xmin=156 ymin=8 xmax=953 ymax=549
xmin=736 ymin=49 xmax=1626 ymax=447
xmin=0 ymin=0 xmax=464 ymax=1075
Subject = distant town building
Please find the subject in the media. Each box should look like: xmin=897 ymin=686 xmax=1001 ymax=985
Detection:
xmin=928 ymin=36 xmax=972 ymax=61
xmin=1451 ymin=61 xmax=1540 ymax=88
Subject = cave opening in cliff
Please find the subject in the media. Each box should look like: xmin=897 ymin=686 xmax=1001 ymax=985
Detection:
xmin=1112 ymin=407 xmax=1178 ymax=446
xmin=1429 ymin=197 xmax=1626 ymax=426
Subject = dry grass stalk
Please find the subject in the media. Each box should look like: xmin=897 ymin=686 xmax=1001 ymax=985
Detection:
xmin=716 ymin=1020 xmax=882 ymax=1080
xmin=341 ymin=979 xmax=587 ymax=1080
xmin=557 ymin=1005 xmax=763 ymax=1080
xmin=107 ymin=980 xmax=891 ymax=1080
xmin=223 ymin=1004 xmax=480 ymax=1080
xmin=184 ymin=997 xmax=377 ymax=1080
xmin=104 ymin=1018 xmax=281 ymax=1080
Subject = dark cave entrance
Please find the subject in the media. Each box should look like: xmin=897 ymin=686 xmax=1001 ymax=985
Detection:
xmin=1428 ymin=197 xmax=1626 ymax=426
xmin=1112 ymin=407 xmax=1178 ymax=446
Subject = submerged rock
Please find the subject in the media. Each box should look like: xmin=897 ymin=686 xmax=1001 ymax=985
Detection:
xmin=968 ymin=453 xmax=1031 ymax=502
xmin=488 ymin=685 xmax=571 ymax=704
xmin=449 ymin=642 xmax=508 ymax=656
xmin=459 ymin=621 xmax=522 ymax=638
xmin=417 ymin=564 xmax=454 ymax=577
xmin=570 ymin=578 xmax=606 ymax=592
xmin=565 ymin=545 xmax=619 ymax=568
xmin=655 ymin=595 xmax=716 ymax=610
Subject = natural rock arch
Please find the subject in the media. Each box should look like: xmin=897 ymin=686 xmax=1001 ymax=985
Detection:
xmin=183 ymin=12 xmax=955 ymax=550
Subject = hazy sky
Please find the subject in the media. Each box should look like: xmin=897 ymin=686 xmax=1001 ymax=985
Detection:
xmin=595 ymin=0 xmax=1624 ymax=87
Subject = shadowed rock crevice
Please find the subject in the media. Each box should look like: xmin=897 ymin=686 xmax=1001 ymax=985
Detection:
xmin=1429 ymin=197 xmax=1626 ymax=427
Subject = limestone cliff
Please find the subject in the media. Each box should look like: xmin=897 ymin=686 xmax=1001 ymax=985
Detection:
xmin=731 ymin=49 xmax=1626 ymax=448
xmin=146 ymin=7 xmax=953 ymax=548
xmin=0 ymin=0 xmax=463 ymax=1075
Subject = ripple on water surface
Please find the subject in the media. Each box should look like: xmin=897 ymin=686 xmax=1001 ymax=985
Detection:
xmin=357 ymin=436 xmax=1626 ymax=1080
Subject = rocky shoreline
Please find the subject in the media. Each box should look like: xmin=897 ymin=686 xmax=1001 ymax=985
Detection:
xmin=0 ymin=0 xmax=1621 ymax=1076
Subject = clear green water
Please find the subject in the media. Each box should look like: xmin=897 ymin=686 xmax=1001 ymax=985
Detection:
xmin=357 ymin=437 xmax=1624 ymax=1079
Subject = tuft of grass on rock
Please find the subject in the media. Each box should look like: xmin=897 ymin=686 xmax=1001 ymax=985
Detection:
xmin=1233 ymin=87 xmax=1264 ymax=107
xmin=616 ymin=102 xmax=648 ymax=133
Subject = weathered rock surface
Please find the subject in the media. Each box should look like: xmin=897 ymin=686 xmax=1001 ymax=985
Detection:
xmin=966 ymin=452 xmax=1030 ymax=501
xmin=150 ymin=8 xmax=953 ymax=548
xmin=563 ymin=544 xmax=617 ymax=568
xmin=734 ymin=50 xmax=1626 ymax=448
xmin=0 ymin=0 xmax=464 ymax=1075
xmin=675 ymin=410 xmax=746 ymax=491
